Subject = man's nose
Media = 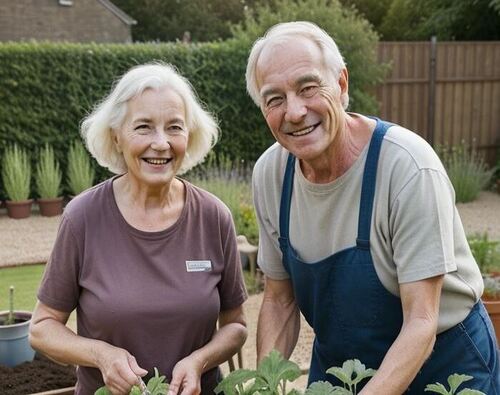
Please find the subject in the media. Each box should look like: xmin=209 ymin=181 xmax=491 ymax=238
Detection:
xmin=284 ymin=95 xmax=307 ymax=123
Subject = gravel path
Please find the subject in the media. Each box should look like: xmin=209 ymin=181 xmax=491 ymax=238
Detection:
xmin=1 ymin=191 xmax=499 ymax=391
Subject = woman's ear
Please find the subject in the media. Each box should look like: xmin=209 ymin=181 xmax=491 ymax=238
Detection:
xmin=111 ymin=129 xmax=122 ymax=153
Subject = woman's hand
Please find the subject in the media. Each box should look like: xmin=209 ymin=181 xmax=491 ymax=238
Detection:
xmin=167 ymin=354 xmax=205 ymax=395
xmin=96 ymin=343 xmax=148 ymax=395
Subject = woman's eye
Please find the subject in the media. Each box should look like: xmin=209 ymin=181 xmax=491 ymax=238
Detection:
xmin=134 ymin=124 xmax=149 ymax=131
xmin=168 ymin=125 xmax=185 ymax=134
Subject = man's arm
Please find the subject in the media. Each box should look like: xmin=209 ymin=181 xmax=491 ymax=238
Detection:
xmin=360 ymin=274 xmax=444 ymax=395
xmin=257 ymin=276 xmax=301 ymax=364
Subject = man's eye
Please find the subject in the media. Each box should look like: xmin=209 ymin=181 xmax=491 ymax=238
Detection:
xmin=266 ymin=97 xmax=282 ymax=107
xmin=301 ymin=86 xmax=319 ymax=97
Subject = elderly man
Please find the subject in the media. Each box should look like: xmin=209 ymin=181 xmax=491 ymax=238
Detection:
xmin=246 ymin=21 xmax=499 ymax=394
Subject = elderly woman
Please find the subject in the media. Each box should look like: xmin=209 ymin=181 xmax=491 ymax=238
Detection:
xmin=29 ymin=63 xmax=248 ymax=395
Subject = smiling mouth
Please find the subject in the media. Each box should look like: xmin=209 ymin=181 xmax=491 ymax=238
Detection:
xmin=142 ymin=158 xmax=172 ymax=165
xmin=288 ymin=122 xmax=320 ymax=137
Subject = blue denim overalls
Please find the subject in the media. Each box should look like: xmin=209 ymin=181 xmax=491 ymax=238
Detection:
xmin=278 ymin=119 xmax=500 ymax=393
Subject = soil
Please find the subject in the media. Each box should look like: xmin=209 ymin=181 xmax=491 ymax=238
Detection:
xmin=0 ymin=353 xmax=76 ymax=395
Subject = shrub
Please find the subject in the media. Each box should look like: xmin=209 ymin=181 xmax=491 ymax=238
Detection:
xmin=36 ymin=143 xmax=62 ymax=199
xmin=187 ymin=154 xmax=258 ymax=245
xmin=67 ymin=140 xmax=95 ymax=196
xmin=437 ymin=142 xmax=495 ymax=203
xmin=230 ymin=0 xmax=387 ymax=114
xmin=467 ymin=233 xmax=500 ymax=275
xmin=1 ymin=144 xmax=31 ymax=201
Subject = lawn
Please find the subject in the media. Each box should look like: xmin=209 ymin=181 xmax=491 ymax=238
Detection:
xmin=0 ymin=264 xmax=45 ymax=311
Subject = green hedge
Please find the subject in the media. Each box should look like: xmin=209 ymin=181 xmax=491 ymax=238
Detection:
xmin=0 ymin=38 xmax=380 ymax=199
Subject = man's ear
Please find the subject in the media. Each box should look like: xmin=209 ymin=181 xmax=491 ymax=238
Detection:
xmin=338 ymin=68 xmax=348 ymax=96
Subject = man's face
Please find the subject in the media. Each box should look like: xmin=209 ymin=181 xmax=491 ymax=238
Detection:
xmin=256 ymin=37 xmax=347 ymax=163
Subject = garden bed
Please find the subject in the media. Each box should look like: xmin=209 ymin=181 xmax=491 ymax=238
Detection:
xmin=0 ymin=353 xmax=76 ymax=395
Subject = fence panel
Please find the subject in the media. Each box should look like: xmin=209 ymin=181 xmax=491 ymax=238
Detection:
xmin=376 ymin=41 xmax=500 ymax=164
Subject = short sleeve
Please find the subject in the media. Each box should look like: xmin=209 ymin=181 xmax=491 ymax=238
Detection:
xmin=218 ymin=210 xmax=248 ymax=311
xmin=390 ymin=168 xmax=457 ymax=283
xmin=37 ymin=214 xmax=81 ymax=312
xmin=252 ymin=160 xmax=290 ymax=280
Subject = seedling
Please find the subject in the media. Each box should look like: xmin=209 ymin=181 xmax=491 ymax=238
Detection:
xmin=215 ymin=349 xmax=302 ymax=395
xmin=425 ymin=373 xmax=486 ymax=395
xmin=94 ymin=367 xmax=169 ymax=395
xmin=3 ymin=286 xmax=16 ymax=326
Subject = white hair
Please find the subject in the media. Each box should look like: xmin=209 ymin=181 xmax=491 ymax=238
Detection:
xmin=246 ymin=21 xmax=349 ymax=109
xmin=81 ymin=62 xmax=219 ymax=175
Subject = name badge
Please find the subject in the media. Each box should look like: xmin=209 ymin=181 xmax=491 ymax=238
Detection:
xmin=186 ymin=260 xmax=212 ymax=272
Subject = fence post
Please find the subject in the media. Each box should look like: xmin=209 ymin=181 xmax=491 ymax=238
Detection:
xmin=427 ymin=36 xmax=437 ymax=146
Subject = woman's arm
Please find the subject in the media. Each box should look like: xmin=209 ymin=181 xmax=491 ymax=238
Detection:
xmin=29 ymin=301 xmax=147 ymax=394
xmin=167 ymin=304 xmax=247 ymax=395
xmin=359 ymin=274 xmax=444 ymax=395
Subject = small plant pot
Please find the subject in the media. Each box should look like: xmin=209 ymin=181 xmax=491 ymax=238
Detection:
xmin=5 ymin=199 xmax=33 ymax=219
xmin=0 ymin=310 xmax=36 ymax=367
xmin=38 ymin=197 xmax=64 ymax=217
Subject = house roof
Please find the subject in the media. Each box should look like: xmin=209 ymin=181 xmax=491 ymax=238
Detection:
xmin=98 ymin=0 xmax=137 ymax=26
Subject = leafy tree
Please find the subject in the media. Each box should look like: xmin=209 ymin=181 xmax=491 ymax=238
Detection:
xmin=338 ymin=0 xmax=392 ymax=31
xmin=230 ymin=0 xmax=386 ymax=114
xmin=380 ymin=0 xmax=500 ymax=40
xmin=112 ymin=0 xmax=260 ymax=42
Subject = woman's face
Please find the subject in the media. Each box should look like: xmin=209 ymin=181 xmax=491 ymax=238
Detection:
xmin=114 ymin=86 xmax=188 ymax=188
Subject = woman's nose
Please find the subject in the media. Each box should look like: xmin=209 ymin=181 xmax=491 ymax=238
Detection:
xmin=150 ymin=130 xmax=170 ymax=150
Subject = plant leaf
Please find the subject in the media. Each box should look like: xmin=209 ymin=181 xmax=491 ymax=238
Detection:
xmin=325 ymin=367 xmax=351 ymax=387
xmin=305 ymin=381 xmax=337 ymax=395
xmin=456 ymin=390 xmax=487 ymax=395
xmin=147 ymin=367 xmax=169 ymax=394
xmin=94 ymin=387 xmax=112 ymax=395
xmin=448 ymin=374 xmax=473 ymax=393
xmin=257 ymin=350 xmax=302 ymax=391
xmin=351 ymin=359 xmax=376 ymax=386
xmin=214 ymin=369 xmax=257 ymax=394
xmin=425 ymin=383 xmax=450 ymax=394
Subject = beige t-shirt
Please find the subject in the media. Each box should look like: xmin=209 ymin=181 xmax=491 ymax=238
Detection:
xmin=252 ymin=122 xmax=483 ymax=333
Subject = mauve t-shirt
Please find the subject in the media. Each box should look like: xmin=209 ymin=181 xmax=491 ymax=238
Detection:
xmin=37 ymin=176 xmax=248 ymax=395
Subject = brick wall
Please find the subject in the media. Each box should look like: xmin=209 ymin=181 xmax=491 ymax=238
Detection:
xmin=0 ymin=0 xmax=132 ymax=43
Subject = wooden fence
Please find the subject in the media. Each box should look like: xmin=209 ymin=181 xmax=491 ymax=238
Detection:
xmin=376 ymin=40 xmax=500 ymax=164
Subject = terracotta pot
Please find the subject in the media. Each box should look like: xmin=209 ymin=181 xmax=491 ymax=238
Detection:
xmin=483 ymin=299 xmax=500 ymax=345
xmin=5 ymin=199 xmax=33 ymax=219
xmin=38 ymin=197 xmax=64 ymax=217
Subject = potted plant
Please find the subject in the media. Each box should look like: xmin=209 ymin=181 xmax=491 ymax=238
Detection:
xmin=468 ymin=233 xmax=500 ymax=344
xmin=36 ymin=143 xmax=63 ymax=217
xmin=67 ymin=140 xmax=95 ymax=198
xmin=0 ymin=286 xmax=35 ymax=367
xmin=1 ymin=144 xmax=32 ymax=219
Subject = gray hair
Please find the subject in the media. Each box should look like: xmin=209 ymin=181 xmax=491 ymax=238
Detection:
xmin=246 ymin=21 xmax=349 ymax=109
xmin=81 ymin=62 xmax=219 ymax=175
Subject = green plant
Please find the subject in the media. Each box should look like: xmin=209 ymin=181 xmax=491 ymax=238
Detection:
xmin=95 ymin=367 xmax=169 ymax=395
xmin=437 ymin=143 xmax=495 ymax=203
xmin=483 ymin=275 xmax=500 ymax=300
xmin=67 ymin=140 xmax=95 ymax=195
xmin=36 ymin=143 xmax=62 ymax=199
xmin=1 ymin=144 xmax=31 ymax=201
xmin=467 ymin=233 xmax=500 ymax=275
xmin=188 ymin=154 xmax=258 ymax=244
xmin=2 ymin=286 xmax=16 ymax=326
xmin=425 ymin=373 xmax=486 ymax=395
xmin=215 ymin=349 xmax=302 ymax=395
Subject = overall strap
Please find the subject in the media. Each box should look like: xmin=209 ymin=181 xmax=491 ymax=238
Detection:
xmin=279 ymin=153 xmax=296 ymax=242
xmin=356 ymin=119 xmax=392 ymax=249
